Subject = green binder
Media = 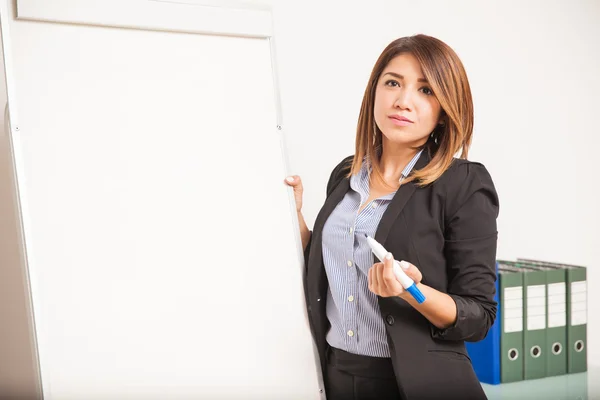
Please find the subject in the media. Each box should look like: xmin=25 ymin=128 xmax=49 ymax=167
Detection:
xmin=518 ymin=258 xmax=587 ymax=374
xmin=499 ymin=262 xmax=547 ymax=379
xmin=498 ymin=264 xmax=524 ymax=383
xmin=508 ymin=260 xmax=567 ymax=376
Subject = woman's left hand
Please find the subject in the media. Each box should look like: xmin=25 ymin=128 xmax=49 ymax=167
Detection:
xmin=368 ymin=253 xmax=423 ymax=299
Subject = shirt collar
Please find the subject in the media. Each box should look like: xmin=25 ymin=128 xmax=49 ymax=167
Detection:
xmin=350 ymin=148 xmax=423 ymax=195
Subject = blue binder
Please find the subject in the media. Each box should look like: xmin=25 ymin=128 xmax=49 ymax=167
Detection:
xmin=465 ymin=262 xmax=501 ymax=384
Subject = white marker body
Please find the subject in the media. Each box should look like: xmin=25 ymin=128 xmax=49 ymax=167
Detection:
xmin=366 ymin=236 xmax=415 ymax=289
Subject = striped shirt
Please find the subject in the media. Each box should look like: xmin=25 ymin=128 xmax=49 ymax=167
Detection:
xmin=322 ymin=150 xmax=423 ymax=358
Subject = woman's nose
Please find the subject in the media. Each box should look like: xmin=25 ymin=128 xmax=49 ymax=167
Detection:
xmin=393 ymin=89 xmax=413 ymax=111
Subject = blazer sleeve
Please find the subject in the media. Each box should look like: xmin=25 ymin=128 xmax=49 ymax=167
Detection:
xmin=431 ymin=161 xmax=500 ymax=342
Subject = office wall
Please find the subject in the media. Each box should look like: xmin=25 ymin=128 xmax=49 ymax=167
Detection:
xmin=1 ymin=0 xmax=598 ymax=378
xmin=268 ymin=0 xmax=600 ymax=365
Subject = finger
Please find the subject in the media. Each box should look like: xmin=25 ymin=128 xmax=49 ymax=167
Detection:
xmin=399 ymin=261 xmax=423 ymax=284
xmin=382 ymin=252 xmax=396 ymax=288
xmin=284 ymin=175 xmax=303 ymax=189
xmin=376 ymin=262 xmax=387 ymax=294
xmin=368 ymin=266 xmax=373 ymax=292
xmin=371 ymin=264 xmax=381 ymax=293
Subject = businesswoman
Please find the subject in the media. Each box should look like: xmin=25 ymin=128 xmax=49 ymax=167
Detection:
xmin=285 ymin=34 xmax=499 ymax=400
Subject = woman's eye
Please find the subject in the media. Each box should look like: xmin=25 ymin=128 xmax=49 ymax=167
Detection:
xmin=421 ymin=87 xmax=433 ymax=95
xmin=385 ymin=80 xmax=399 ymax=87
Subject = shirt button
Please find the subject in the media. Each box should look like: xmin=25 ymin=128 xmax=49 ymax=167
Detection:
xmin=386 ymin=315 xmax=395 ymax=325
xmin=349 ymin=227 xmax=354 ymax=234
xmin=348 ymin=295 xmax=354 ymax=302
xmin=347 ymin=260 xmax=353 ymax=267
xmin=372 ymin=203 xmax=377 ymax=209
xmin=347 ymin=330 xmax=354 ymax=337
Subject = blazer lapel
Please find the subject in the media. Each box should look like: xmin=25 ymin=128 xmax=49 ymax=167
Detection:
xmin=308 ymin=149 xmax=431 ymax=283
xmin=308 ymin=177 xmax=350 ymax=275
xmin=374 ymin=150 xmax=431 ymax=245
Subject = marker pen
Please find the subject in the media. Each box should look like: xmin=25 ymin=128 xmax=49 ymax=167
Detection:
xmin=365 ymin=234 xmax=426 ymax=304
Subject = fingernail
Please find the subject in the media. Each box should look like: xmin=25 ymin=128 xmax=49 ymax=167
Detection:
xmin=286 ymin=177 xmax=294 ymax=183
xmin=385 ymin=253 xmax=393 ymax=261
xmin=399 ymin=261 xmax=410 ymax=270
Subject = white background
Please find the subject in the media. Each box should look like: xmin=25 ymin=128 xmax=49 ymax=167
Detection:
xmin=1 ymin=0 xmax=599 ymax=393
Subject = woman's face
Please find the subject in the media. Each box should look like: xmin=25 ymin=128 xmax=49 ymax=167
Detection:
xmin=373 ymin=53 xmax=442 ymax=148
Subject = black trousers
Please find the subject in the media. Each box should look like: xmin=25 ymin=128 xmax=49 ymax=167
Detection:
xmin=324 ymin=346 xmax=403 ymax=400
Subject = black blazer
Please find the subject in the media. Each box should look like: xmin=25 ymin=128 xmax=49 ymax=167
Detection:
xmin=304 ymin=150 xmax=499 ymax=400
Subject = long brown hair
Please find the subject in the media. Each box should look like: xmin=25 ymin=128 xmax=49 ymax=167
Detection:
xmin=349 ymin=34 xmax=474 ymax=187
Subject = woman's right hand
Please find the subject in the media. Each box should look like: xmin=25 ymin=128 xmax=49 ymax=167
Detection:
xmin=284 ymin=175 xmax=303 ymax=213
xmin=284 ymin=175 xmax=311 ymax=250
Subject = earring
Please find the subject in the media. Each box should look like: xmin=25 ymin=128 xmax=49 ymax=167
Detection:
xmin=430 ymin=130 xmax=439 ymax=145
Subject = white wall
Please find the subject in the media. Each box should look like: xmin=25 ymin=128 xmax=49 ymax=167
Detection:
xmin=1 ymin=0 xmax=599 ymax=379
xmin=268 ymin=0 xmax=600 ymax=364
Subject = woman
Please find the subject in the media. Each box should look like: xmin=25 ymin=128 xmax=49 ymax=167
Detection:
xmin=285 ymin=34 xmax=498 ymax=400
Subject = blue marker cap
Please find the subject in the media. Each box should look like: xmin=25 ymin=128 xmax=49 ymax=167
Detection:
xmin=406 ymin=283 xmax=426 ymax=304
